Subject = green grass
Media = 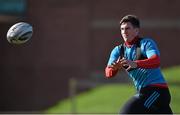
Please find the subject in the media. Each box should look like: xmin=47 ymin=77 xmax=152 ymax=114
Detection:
xmin=162 ymin=66 xmax=180 ymax=113
xmin=163 ymin=66 xmax=180 ymax=83
xmin=46 ymin=84 xmax=134 ymax=114
xmin=46 ymin=66 xmax=180 ymax=114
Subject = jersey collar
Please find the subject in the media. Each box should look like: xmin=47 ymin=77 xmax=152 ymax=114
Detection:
xmin=125 ymin=36 xmax=139 ymax=47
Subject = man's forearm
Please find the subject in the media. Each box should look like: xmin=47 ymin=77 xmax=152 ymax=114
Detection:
xmin=135 ymin=54 xmax=160 ymax=68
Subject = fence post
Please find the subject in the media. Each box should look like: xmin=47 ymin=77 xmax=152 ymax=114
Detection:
xmin=69 ymin=77 xmax=77 ymax=113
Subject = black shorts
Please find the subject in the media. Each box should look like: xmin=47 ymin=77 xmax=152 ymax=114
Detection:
xmin=120 ymin=86 xmax=173 ymax=114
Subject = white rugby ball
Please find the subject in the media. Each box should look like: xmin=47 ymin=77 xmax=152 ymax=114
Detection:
xmin=7 ymin=22 xmax=33 ymax=44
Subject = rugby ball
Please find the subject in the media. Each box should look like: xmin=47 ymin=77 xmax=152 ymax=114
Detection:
xmin=7 ymin=22 xmax=33 ymax=44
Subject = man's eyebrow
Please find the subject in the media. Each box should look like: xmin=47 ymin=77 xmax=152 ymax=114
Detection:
xmin=121 ymin=27 xmax=129 ymax=29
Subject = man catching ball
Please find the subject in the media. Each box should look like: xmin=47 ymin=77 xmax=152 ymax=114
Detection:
xmin=105 ymin=15 xmax=173 ymax=114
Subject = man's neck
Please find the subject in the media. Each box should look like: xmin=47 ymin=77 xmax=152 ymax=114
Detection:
xmin=125 ymin=36 xmax=139 ymax=47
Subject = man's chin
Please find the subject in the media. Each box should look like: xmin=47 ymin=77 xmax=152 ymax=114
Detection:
xmin=126 ymin=38 xmax=134 ymax=42
xmin=125 ymin=39 xmax=131 ymax=42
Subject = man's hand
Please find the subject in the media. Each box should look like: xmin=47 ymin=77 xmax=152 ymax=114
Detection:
xmin=108 ymin=58 xmax=123 ymax=70
xmin=120 ymin=58 xmax=137 ymax=71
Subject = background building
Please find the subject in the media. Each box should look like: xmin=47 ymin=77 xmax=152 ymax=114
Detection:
xmin=0 ymin=0 xmax=179 ymax=112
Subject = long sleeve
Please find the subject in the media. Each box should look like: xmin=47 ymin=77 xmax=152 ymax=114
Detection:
xmin=105 ymin=46 xmax=121 ymax=78
xmin=135 ymin=54 xmax=160 ymax=68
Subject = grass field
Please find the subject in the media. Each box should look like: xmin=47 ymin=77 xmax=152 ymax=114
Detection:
xmin=46 ymin=66 xmax=180 ymax=114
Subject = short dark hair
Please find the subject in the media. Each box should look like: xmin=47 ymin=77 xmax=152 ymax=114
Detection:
xmin=120 ymin=15 xmax=140 ymax=28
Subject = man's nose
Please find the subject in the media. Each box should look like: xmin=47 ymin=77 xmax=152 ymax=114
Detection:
xmin=122 ymin=29 xmax=127 ymax=34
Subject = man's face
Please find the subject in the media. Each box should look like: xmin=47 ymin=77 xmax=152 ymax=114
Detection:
xmin=120 ymin=22 xmax=139 ymax=42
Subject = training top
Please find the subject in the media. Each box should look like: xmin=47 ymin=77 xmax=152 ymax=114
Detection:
xmin=107 ymin=37 xmax=167 ymax=91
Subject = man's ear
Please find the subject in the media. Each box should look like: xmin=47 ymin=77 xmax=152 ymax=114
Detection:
xmin=135 ymin=28 xmax=139 ymax=34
